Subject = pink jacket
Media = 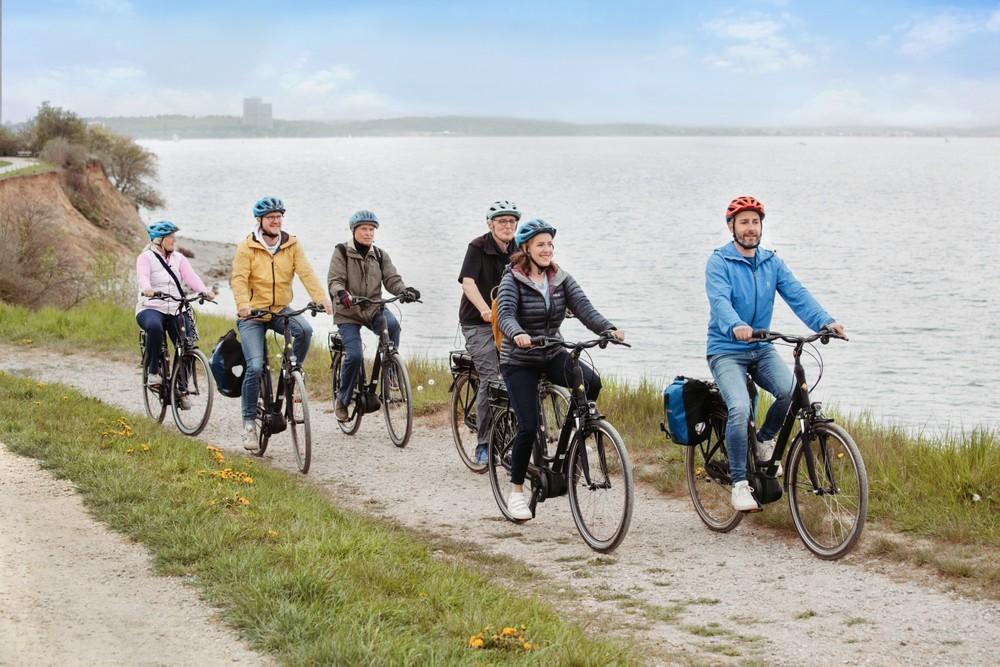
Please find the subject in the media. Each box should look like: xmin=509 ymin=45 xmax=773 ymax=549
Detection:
xmin=135 ymin=246 xmax=208 ymax=315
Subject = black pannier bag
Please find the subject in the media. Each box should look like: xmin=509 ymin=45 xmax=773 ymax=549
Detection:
xmin=209 ymin=329 xmax=245 ymax=398
xmin=661 ymin=376 xmax=714 ymax=446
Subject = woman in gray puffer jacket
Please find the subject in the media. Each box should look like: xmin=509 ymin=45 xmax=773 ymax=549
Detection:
xmin=495 ymin=218 xmax=625 ymax=521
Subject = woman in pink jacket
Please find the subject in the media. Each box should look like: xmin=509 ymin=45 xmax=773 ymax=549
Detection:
xmin=135 ymin=221 xmax=215 ymax=394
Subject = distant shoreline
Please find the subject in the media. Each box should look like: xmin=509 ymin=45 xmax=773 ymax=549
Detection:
xmin=177 ymin=237 xmax=235 ymax=287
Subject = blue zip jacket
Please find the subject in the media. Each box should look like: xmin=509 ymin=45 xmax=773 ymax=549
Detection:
xmin=705 ymin=242 xmax=834 ymax=356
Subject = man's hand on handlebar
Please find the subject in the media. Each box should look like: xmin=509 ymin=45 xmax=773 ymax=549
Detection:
xmin=733 ymin=325 xmax=754 ymax=341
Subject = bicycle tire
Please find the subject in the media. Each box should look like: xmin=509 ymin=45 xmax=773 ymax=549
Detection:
xmin=487 ymin=409 xmax=532 ymax=523
xmin=140 ymin=344 xmax=167 ymax=423
xmin=787 ymin=422 xmax=868 ymax=560
xmin=538 ymin=383 xmax=570 ymax=459
xmin=450 ymin=371 xmax=484 ymax=472
xmin=253 ymin=370 xmax=272 ymax=457
xmin=331 ymin=350 xmax=363 ymax=435
xmin=170 ymin=349 xmax=214 ymax=436
xmin=567 ymin=419 xmax=634 ymax=553
xmin=381 ymin=354 xmax=413 ymax=447
xmin=288 ymin=370 xmax=312 ymax=474
xmin=685 ymin=412 xmax=744 ymax=532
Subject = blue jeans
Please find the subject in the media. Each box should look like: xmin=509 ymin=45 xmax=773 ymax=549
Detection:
xmin=336 ymin=310 xmax=401 ymax=406
xmin=708 ymin=345 xmax=794 ymax=484
xmin=237 ymin=308 xmax=313 ymax=422
xmin=136 ymin=309 xmax=181 ymax=376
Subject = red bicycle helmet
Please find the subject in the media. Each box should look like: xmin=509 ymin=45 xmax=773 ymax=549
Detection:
xmin=725 ymin=196 xmax=765 ymax=223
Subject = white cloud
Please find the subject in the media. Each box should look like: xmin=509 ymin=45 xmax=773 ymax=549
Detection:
xmin=898 ymin=13 xmax=979 ymax=56
xmin=987 ymin=9 xmax=1000 ymax=32
xmin=702 ymin=15 xmax=811 ymax=73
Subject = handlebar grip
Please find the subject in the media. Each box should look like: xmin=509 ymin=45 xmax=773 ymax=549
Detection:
xmin=529 ymin=335 xmax=547 ymax=347
xmin=751 ymin=329 xmax=769 ymax=340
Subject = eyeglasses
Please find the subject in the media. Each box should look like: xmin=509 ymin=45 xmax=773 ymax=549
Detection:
xmin=263 ymin=213 xmax=284 ymax=222
xmin=492 ymin=219 xmax=518 ymax=227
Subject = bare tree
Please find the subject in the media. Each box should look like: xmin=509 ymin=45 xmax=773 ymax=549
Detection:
xmin=88 ymin=126 xmax=166 ymax=209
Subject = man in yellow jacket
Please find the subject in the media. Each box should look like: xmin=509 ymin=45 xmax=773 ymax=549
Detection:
xmin=231 ymin=196 xmax=332 ymax=449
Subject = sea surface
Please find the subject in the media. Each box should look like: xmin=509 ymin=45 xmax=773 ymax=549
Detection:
xmin=142 ymin=136 xmax=1000 ymax=432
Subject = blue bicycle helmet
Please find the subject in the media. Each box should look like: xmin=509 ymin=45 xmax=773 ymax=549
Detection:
xmin=147 ymin=220 xmax=179 ymax=240
xmin=349 ymin=210 xmax=380 ymax=229
xmin=486 ymin=200 xmax=521 ymax=221
xmin=514 ymin=218 xmax=556 ymax=247
xmin=253 ymin=196 xmax=286 ymax=218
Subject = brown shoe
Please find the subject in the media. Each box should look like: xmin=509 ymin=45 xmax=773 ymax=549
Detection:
xmin=335 ymin=401 xmax=350 ymax=422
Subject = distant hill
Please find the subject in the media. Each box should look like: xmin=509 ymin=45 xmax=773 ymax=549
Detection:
xmin=86 ymin=114 xmax=1000 ymax=139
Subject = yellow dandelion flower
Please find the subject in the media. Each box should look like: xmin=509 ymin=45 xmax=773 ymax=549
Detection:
xmin=501 ymin=627 xmax=517 ymax=638
xmin=267 ymin=530 xmax=279 ymax=539
xmin=141 ymin=443 xmax=150 ymax=452
xmin=468 ymin=636 xmax=485 ymax=649
xmin=126 ymin=447 xmax=135 ymax=455
xmin=238 ymin=496 xmax=251 ymax=506
xmin=522 ymin=642 xmax=534 ymax=651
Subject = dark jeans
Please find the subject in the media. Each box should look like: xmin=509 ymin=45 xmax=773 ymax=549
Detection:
xmin=501 ymin=351 xmax=602 ymax=485
xmin=136 ymin=309 xmax=181 ymax=375
xmin=336 ymin=309 xmax=401 ymax=405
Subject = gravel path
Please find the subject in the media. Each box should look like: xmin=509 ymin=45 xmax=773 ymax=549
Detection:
xmin=0 ymin=442 xmax=270 ymax=666
xmin=1 ymin=343 xmax=997 ymax=666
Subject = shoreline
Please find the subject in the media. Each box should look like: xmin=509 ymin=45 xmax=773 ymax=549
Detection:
xmin=176 ymin=237 xmax=236 ymax=284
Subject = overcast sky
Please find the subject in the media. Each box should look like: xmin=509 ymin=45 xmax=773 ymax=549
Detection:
xmin=4 ymin=0 xmax=1000 ymax=125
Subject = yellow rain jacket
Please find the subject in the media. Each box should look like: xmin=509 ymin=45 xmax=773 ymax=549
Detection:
xmin=231 ymin=231 xmax=327 ymax=313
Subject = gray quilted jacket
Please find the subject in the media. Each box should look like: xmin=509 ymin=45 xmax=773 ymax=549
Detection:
xmin=496 ymin=264 xmax=614 ymax=367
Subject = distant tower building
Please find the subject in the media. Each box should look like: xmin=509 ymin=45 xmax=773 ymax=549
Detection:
xmin=242 ymin=97 xmax=273 ymax=129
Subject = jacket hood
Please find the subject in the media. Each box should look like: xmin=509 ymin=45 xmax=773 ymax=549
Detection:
xmin=511 ymin=263 xmax=567 ymax=287
xmin=246 ymin=230 xmax=294 ymax=251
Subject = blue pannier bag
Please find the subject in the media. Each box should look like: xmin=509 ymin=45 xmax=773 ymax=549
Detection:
xmin=210 ymin=329 xmax=245 ymax=398
xmin=662 ymin=376 xmax=713 ymax=446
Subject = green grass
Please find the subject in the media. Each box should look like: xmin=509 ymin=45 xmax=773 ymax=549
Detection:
xmin=3 ymin=299 xmax=999 ymax=588
xmin=0 ymin=161 xmax=57 ymax=180
xmin=0 ymin=371 xmax=637 ymax=666
xmin=0 ymin=159 xmax=11 ymax=168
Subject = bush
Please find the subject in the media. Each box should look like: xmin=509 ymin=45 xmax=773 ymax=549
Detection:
xmin=39 ymin=137 xmax=89 ymax=171
xmin=88 ymin=125 xmax=165 ymax=209
xmin=0 ymin=126 xmax=27 ymax=156
xmin=27 ymin=101 xmax=88 ymax=153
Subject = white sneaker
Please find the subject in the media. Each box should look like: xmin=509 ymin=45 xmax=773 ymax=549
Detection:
xmin=731 ymin=480 xmax=759 ymax=512
xmin=146 ymin=373 xmax=162 ymax=388
xmin=506 ymin=491 xmax=533 ymax=521
xmin=755 ymin=439 xmax=783 ymax=476
xmin=241 ymin=421 xmax=258 ymax=451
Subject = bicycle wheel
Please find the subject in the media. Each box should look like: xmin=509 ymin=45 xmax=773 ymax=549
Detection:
xmin=381 ymin=354 xmax=413 ymax=447
xmin=331 ymin=350 xmax=363 ymax=435
xmin=567 ymin=419 xmax=634 ymax=552
xmin=450 ymin=371 xmax=484 ymax=472
xmin=685 ymin=412 xmax=744 ymax=532
xmin=787 ymin=422 xmax=868 ymax=559
xmin=142 ymin=350 xmax=167 ymax=423
xmin=288 ymin=370 xmax=312 ymax=474
xmin=253 ymin=371 xmax=272 ymax=457
xmin=538 ymin=383 xmax=570 ymax=459
xmin=487 ymin=409 xmax=533 ymax=523
xmin=170 ymin=349 xmax=214 ymax=436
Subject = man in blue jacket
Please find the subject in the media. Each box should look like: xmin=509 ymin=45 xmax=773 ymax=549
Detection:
xmin=706 ymin=195 xmax=846 ymax=511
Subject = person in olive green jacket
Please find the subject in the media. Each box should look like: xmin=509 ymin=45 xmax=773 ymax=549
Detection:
xmin=232 ymin=196 xmax=332 ymax=450
xmin=327 ymin=209 xmax=419 ymax=421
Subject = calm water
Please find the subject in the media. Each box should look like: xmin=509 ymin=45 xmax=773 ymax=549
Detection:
xmin=143 ymin=137 xmax=999 ymax=431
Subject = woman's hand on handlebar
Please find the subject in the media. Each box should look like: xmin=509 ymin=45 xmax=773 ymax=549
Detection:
xmin=608 ymin=329 xmax=625 ymax=343
xmin=824 ymin=321 xmax=847 ymax=340
xmin=514 ymin=333 xmax=534 ymax=349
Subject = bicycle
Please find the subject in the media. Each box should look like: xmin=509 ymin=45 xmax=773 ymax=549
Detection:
xmin=449 ymin=349 xmax=570 ymax=473
xmin=684 ymin=328 xmax=868 ymax=559
xmin=139 ymin=292 xmax=215 ymax=436
xmin=328 ymin=293 xmax=419 ymax=448
xmin=243 ymin=303 xmax=323 ymax=474
xmin=487 ymin=334 xmax=634 ymax=553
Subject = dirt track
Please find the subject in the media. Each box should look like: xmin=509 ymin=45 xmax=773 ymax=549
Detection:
xmin=1 ymin=343 xmax=997 ymax=666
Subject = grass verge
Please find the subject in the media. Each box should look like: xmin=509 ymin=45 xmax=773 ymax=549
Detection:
xmin=0 ymin=370 xmax=636 ymax=666
xmin=0 ymin=161 xmax=58 ymax=180
xmin=2 ymin=298 xmax=998 ymax=593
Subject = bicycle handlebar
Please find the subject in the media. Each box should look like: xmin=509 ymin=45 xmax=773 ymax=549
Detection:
xmin=528 ymin=334 xmax=631 ymax=350
xmin=352 ymin=293 xmax=422 ymax=307
xmin=244 ymin=302 xmax=324 ymax=320
xmin=150 ymin=291 xmax=217 ymax=305
xmin=751 ymin=327 xmax=848 ymax=345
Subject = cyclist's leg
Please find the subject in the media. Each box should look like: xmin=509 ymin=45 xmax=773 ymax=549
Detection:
xmin=500 ymin=364 xmax=542 ymax=486
xmin=377 ymin=309 xmax=401 ymax=349
xmin=462 ymin=324 xmax=498 ymax=451
xmin=708 ymin=352 xmax=753 ymax=484
xmin=336 ymin=323 xmax=363 ymax=405
xmin=165 ymin=314 xmax=187 ymax=391
xmin=237 ymin=318 xmax=267 ymax=423
xmin=543 ymin=349 xmax=602 ymax=400
xmin=136 ymin=309 xmax=167 ymax=377
xmin=276 ymin=309 xmax=313 ymax=367
xmin=752 ymin=345 xmax=794 ymax=442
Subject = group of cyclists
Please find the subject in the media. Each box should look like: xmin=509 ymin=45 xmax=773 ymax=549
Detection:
xmin=135 ymin=193 xmax=844 ymax=515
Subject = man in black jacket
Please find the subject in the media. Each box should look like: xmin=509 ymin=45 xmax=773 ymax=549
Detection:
xmin=457 ymin=200 xmax=520 ymax=464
